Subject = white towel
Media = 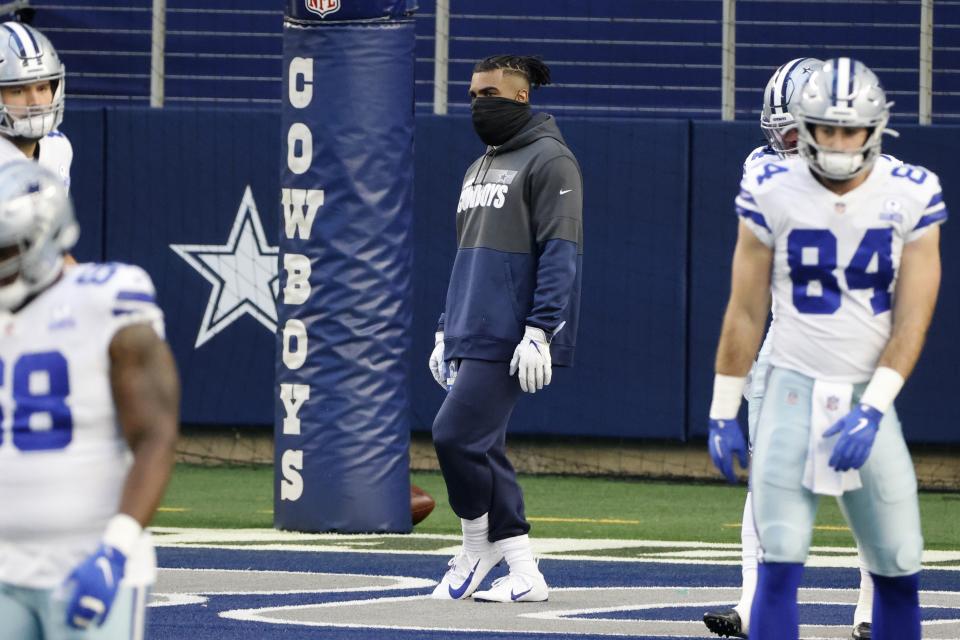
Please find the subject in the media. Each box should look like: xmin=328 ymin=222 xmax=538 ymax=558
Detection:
xmin=802 ymin=380 xmax=863 ymax=496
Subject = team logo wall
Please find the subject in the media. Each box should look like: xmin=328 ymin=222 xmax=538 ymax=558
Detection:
xmin=170 ymin=186 xmax=279 ymax=348
xmin=305 ymin=0 xmax=341 ymax=18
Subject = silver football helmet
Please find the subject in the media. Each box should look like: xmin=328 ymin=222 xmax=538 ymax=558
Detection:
xmin=792 ymin=57 xmax=895 ymax=181
xmin=0 ymin=22 xmax=65 ymax=139
xmin=760 ymin=57 xmax=823 ymax=156
xmin=0 ymin=160 xmax=78 ymax=310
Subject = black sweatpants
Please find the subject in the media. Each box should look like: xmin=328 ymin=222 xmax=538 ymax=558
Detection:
xmin=431 ymin=358 xmax=529 ymax=542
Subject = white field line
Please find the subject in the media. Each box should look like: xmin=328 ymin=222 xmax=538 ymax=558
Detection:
xmin=149 ymin=528 xmax=960 ymax=570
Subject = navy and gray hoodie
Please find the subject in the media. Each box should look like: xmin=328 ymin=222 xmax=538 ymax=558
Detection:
xmin=439 ymin=113 xmax=583 ymax=366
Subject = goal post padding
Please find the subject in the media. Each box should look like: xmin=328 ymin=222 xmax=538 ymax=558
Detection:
xmin=276 ymin=1 xmax=416 ymax=533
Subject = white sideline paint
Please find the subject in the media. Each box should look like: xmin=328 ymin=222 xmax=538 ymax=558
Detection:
xmin=149 ymin=528 xmax=960 ymax=570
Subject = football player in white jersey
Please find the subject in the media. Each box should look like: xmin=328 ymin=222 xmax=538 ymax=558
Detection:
xmin=0 ymin=21 xmax=73 ymax=190
xmin=704 ymin=58 xmax=877 ymax=640
xmin=708 ymin=58 xmax=943 ymax=640
xmin=0 ymin=161 xmax=180 ymax=639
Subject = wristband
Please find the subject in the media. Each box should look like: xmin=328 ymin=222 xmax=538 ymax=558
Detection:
xmin=859 ymin=366 xmax=904 ymax=413
xmin=709 ymin=374 xmax=747 ymax=420
xmin=102 ymin=513 xmax=142 ymax=557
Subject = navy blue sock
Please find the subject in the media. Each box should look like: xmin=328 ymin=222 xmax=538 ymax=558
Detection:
xmin=749 ymin=562 xmax=803 ymax=640
xmin=872 ymin=572 xmax=921 ymax=640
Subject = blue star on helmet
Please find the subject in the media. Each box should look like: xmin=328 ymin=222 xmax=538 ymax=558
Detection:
xmin=170 ymin=186 xmax=279 ymax=348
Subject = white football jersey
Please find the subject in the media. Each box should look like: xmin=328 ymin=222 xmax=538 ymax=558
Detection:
xmin=737 ymin=157 xmax=947 ymax=383
xmin=0 ymin=130 xmax=73 ymax=190
xmin=741 ymin=152 xmax=905 ymax=387
xmin=0 ymin=263 xmax=163 ymax=588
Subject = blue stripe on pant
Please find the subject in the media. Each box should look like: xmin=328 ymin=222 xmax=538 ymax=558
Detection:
xmin=432 ymin=358 xmax=530 ymax=542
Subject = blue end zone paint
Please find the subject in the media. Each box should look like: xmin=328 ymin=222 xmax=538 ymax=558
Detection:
xmin=577 ymin=604 xmax=960 ymax=623
xmin=149 ymin=548 xmax=960 ymax=640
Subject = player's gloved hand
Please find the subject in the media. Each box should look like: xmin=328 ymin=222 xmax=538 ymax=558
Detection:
xmin=428 ymin=332 xmax=457 ymax=389
xmin=64 ymin=544 xmax=126 ymax=629
xmin=428 ymin=332 xmax=446 ymax=388
xmin=708 ymin=419 xmax=749 ymax=483
xmin=824 ymin=403 xmax=882 ymax=472
xmin=509 ymin=326 xmax=552 ymax=393
xmin=63 ymin=513 xmax=141 ymax=629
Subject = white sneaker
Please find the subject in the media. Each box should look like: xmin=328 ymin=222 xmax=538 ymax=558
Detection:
xmin=430 ymin=546 xmax=503 ymax=600
xmin=472 ymin=571 xmax=549 ymax=603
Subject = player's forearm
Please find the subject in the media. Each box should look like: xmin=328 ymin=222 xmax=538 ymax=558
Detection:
xmin=118 ymin=427 xmax=178 ymax=526
xmin=877 ymin=230 xmax=941 ymax=380
xmin=111 ymin=330 xmax=181 ymax=527
xmin=527 ymin=239 xmax=578 ymax=333
xmin=714 ymin=305 xmax=766 ymax=376
xmin=877 ymin=309 xmax=935 ymax=381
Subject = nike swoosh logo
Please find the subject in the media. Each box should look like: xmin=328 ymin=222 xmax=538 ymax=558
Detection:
xmin=849 ymin=417 xmax=870 ymax=435
xmin=447 ymin=558 xmax=480 ymax=599
xmin=511 ymin=586 xmax=533 ymax=601
xmin=559 ymin=189 xmax=573 ymax=195
xmin=95 ymin=557 xmax=114 ymax=588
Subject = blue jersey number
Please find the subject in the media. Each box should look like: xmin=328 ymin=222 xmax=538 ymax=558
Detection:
xmin=787 ymin=230 xmax=841 ymax=314
xmin=757 ymin=163 xmax=789 ymax=186
xmin=0 ymin=351 xmax=73 ymax=451
xmin=76 ymin=263 xmax=118 ymax=285
xmin=787 ymin=228 xmax=893 ymax=315
xmin=845 ymin=228 xmax=894 ymax=314
xmin=891 ymin=165 xmax=928 ymax=185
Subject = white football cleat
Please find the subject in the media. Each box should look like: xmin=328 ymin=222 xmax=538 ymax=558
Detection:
xmin=472 ymin=571 xmax=549 ymax=603
xmin=430 ymin=545 xmax=502 ymax=600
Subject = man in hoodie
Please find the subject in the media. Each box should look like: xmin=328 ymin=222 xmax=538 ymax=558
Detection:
xmin=427 ymin=55 xmax=583 ymax=603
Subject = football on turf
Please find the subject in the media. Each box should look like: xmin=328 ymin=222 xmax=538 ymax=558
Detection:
xmin=411 ymin=484 xmax=436 ymax=526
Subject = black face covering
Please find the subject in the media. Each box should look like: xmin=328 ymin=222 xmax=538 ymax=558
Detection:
xmin=471 ymin=97 xmax=532 ymax=146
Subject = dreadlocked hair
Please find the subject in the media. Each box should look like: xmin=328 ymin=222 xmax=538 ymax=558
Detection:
xmin=473 ymin=55 xmax=552 ymax=89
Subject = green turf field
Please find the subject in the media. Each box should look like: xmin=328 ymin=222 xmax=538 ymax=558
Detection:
xmin=154 ymin=464 xmax=960 ymax=551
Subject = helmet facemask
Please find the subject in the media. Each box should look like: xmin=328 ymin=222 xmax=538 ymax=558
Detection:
xmin=0 ymin=75 xmax=65 ymax=140
xmin=761 ymin=115 xmax=799 ymax=156
xmin=797 ymin=120 xmax=886 ymax=181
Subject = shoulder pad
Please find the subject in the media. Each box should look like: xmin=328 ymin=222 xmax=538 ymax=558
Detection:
xmin=69 ymin=262 xmax=164 ymax=336
xmin=741 ymin=157 xmax=795 ymax=196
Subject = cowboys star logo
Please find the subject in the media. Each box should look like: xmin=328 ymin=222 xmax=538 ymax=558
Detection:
xmin=170 ymin=186 xmax=279 ymax=348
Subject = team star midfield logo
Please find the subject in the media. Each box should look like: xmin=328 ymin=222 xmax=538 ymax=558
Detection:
xmin=170 ymin=186 xmax=279 ymax=348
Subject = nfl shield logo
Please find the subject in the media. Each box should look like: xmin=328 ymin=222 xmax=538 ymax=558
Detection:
xmin=786 ymin=390 xmax=799 ymax=405
xmin=306 ymin=0 xmax=341 ymax=18
xmin=826 ymin=395 xmax=839 ymax=411
xmin=834 ymin=202 xmax=846 ymax=215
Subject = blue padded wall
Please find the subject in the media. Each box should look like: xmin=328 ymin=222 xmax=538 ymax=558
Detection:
xmin=687 ymin=121 xmax=762 ymax=441
xmin=59 ymin=106 xmax=106 ymax=263
xmin=882 ymin=127 xmax=960 ymax=444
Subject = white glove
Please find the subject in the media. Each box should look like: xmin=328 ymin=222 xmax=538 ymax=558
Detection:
xmin=509 ymin=326 xmax=552 ymax=393
xmin=428 ymin=332 xmax=457 ymax=389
